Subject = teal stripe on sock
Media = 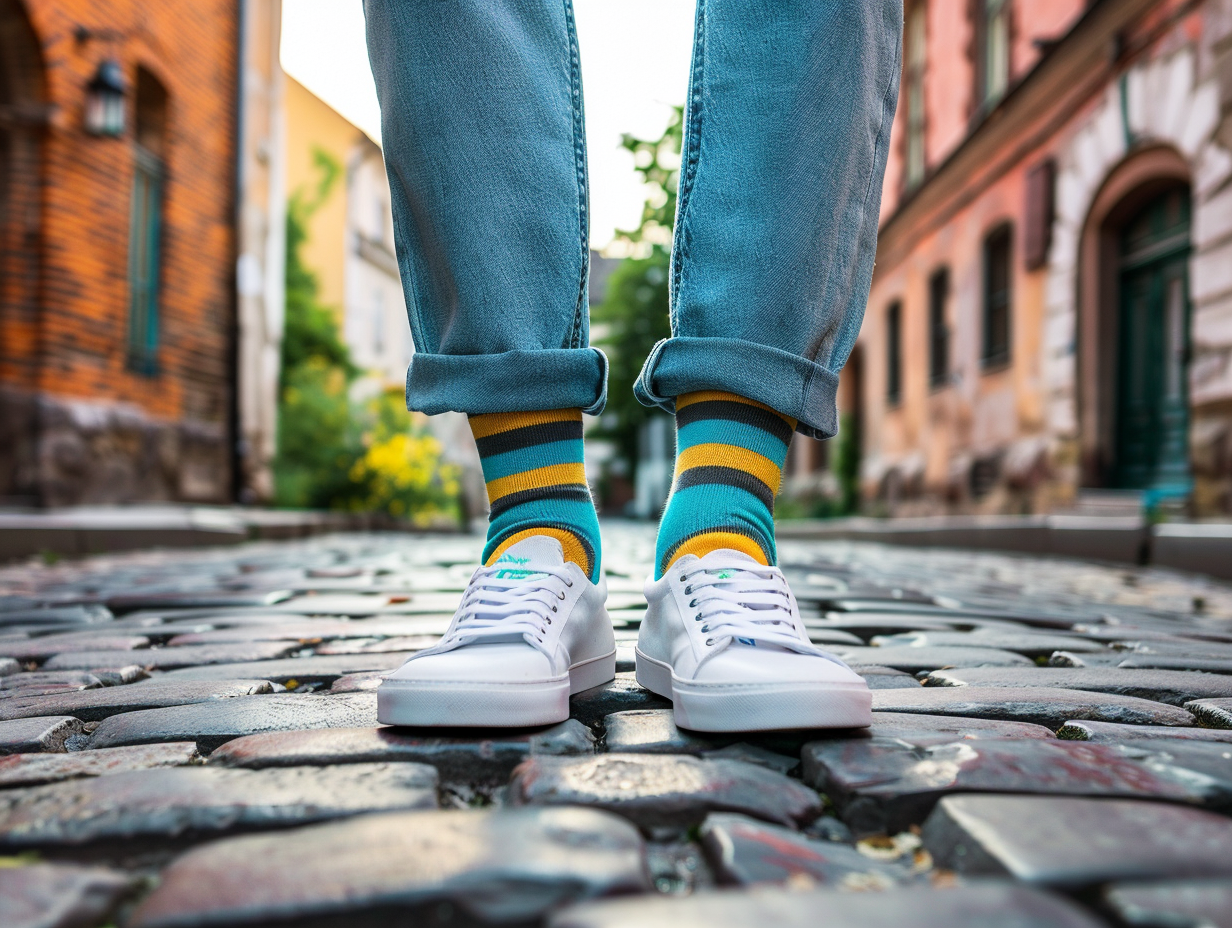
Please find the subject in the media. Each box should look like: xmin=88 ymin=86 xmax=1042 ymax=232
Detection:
xmin=480 ymin=440 xmax=586 ymax=482
xmin=677 ymin=418 xmax=792 ymax=466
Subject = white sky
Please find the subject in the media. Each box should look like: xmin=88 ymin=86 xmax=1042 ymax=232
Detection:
xmin=280 ymin=0 xmax=696 ymax=250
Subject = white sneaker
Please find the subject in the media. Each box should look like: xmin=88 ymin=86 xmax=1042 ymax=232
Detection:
xmin=636 ymin=549 xmax=872 ymax=732
xmin=377 ymin=536 xmax=615 ymax=727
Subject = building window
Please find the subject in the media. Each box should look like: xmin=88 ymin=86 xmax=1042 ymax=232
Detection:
xmin=980 ymin=0 xmax=1011 ymax=106
xmin=904 ymin=3 xmax=927 ymax=190
xmin=127 ymin=69 xmax=168 ymax=375
xmin=886 ymin=300 xmax=902 ymax=407
xmin=982 ymin=225 xmax=1012 ymax=368
xmin=928 ymin=267 xmax=949 ymax=389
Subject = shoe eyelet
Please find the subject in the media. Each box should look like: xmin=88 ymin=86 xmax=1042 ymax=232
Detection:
xmin=688 ymin=599 xmax=697 ymax=607
xmin=694 ymin=613 xmax=702 ymax=622
xmin=557 ymin=590 xmax=566 ymax=600
xmin=552 ymin=605 xmax=558 ymax=612
xmin=566 ymin=579 xmax=574 ymax=587
xmin=546 ymin=617 xmax=552 ymax=625
xmin=705 ymin=638 xmax=715 ymax=646
xmin=701 ymin=625 xmax=709 ymax=633
xmin=684 ymin=585 xmax=692 ymax=595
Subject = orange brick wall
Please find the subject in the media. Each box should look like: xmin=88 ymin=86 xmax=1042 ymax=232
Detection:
xmin=2 ymin=0 xmax=238 ymax=502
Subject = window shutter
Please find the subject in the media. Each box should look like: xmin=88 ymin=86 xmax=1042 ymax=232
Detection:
xmin=1024 ymin=158 xmax=1055 ymax=271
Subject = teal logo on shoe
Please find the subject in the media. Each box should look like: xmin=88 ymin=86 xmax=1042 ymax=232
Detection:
xmin=494 ymin=553 xmax=538 ymax=580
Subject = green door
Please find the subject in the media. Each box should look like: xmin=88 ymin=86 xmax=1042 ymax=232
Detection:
xmin=1113 ymin=187 xmax=1191 ymax=494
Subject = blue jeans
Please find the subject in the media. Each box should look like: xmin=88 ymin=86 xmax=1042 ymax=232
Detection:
xmin=364 ymin=0 xmax=901 ymax=439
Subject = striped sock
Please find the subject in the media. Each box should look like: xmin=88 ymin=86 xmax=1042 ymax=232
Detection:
xmin=655 ymin=391 xmax=796 ymax=578
xmin=469 ymin=409 xmax=601 ymax=582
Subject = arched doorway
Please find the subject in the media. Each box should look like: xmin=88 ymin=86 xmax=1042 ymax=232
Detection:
xmin=1112 ymin=185 xmax=1192 ymax=493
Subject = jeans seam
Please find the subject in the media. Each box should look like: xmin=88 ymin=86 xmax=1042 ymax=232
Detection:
xmin=564 ymin=0 xmax=588 ymax=351
xmin=670 ymin=0 xmax=706 ymax=331
xmin=802 ymin=14 xmax=902 ymax=409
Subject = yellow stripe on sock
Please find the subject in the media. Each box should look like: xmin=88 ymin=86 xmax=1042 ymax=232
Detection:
xmin=468 ymin=408 xmax=581 ymax=440
xmin=485 ymin=462 xmax=589 ymax=503
xmin=486 ymin=526 xmax=592 ymax=577
xmin=665 ymin=531 xmax=769 ymax=571
xmin=674 ymin=443 xmax=784 ymax=495
xmin=676 ymin=391 xmax=797 ymax=428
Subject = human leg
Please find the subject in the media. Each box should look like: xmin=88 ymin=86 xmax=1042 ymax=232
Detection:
xmin=636 ymin=0 xmax=902 ymax=730
xmin=364 ymin=0 xmax=613 ymax=725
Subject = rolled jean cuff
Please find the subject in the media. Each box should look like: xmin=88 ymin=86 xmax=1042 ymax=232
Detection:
xmin=634 ymin=337 xmax=840 ymax=439
xmin=405 ymin=347 xmax=609 ymax=417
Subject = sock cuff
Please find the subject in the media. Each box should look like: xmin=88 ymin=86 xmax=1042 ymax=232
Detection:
xmin=677 ymin=391 xmax=797 ymax=431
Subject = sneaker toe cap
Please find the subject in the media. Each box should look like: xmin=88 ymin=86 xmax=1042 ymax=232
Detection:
xmin=384 ymin=642 xmax=559 ymax=685
xmin=693 ymin=646 xmax=865 ymax=686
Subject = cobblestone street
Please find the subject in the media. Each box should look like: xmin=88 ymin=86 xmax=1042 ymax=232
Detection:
xmin=2 ymin=523 xmax=1232 ymax=927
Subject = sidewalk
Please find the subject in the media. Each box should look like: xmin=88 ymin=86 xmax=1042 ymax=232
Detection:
xmin=0 ymin=505 xmax=427 ymax=562
xmin=779 ymin=514 xmax=1232 ymax=581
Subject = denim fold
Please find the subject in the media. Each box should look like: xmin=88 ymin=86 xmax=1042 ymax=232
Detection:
xmin=406 ymin=347 xmax=608 ymax=417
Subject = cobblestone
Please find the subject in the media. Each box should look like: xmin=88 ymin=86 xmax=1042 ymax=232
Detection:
xmin=0 ymin=862 xmax=133 ymax=928
xmin=0 ymin=525 xmax=1228 ymax=923
xmin=923 ymin=666 xmax=1232 ymax=705
xmin=923 ymin=795 xmax=1232 ymax=887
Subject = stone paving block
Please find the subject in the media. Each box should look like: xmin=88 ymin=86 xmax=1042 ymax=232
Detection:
xmin=314 ymin=634 xmax=440 ymax=654
xmin=871 ymin=630 xmax=1105 ymax=659
xmin=1117 ymin=655 xmax=1232 ymax=674
xmin=508 ymin=754 xmax=822 ymax=831
xmin=831 ymin=646 xmax=1035 ymax=674
xmin=43 ymin=641 xmax=300 ymax=672
xmin=603 ymin=710 xmax=735 ymax=755
xmin=330 ymin=670 xmax=385 ymax=692
xmin=89 ymin=692 xmax=379 ymax=751
xmin=0 ymin=742 xmax=199 ymax=788
xmin=0 ymin=716 xmax=84 ymax=754
xmin=208 ymin=720 xmax=594 ymax=784
xmin=1103 ymin=878 xmax=1232 ymax=928
xmin=701 ymin=743 xmax=801 ymax=776
xmin=0 ymin=657 xmax=17 ymax=677
xmin=156 ymin=651 xmax=418 ymax=684
xmin=569 ymin=673 xmax=671 ymax=728
xmin=0 ymin=762 xmax=438 ymax=850
xmin=924 ymin=667 xmax=1232 ymax=706
xmin=166 ymin=619 xmax=447 ymax=646
xmin=548 ymin=882 xmax=1107 ymax=928
xmin=698 ymin=812 xmax=913 ymax=888
xmin=854 ymin=666 xmax=924 ymax=689
xmin=0 ymin=679 xmax=275 ymax=722
xmin=812 ymin=711 xmax=1057 ymax=747
xmin=803 ymin=737 xmax=1232 ymax=837
xmin=1186 ymin=698 xmax=1232 ymax=728
xmin=805 ymin=615 xmax=970 ymax=639
xmin=0 ymin=632 xmax=151 ymax=662
xmin=872 ymin=685 xmax=1195 ymax=727
xmin=1058 ymin=719 xmax=1232 ymax=743
xmin=104 ymin=590 xmax=293 ymax=613
xmin=0 ymin=862 xmax=134 ymax=928
xmin=0 ymin=670 xmax=104 ymax=694
xmin=0 ymin=605 xmax=112 ymax=628
xmin=923 ymin=795 xmax=1232 ymax=887
xmin=129 ymin=806 xmax=649 ymax=928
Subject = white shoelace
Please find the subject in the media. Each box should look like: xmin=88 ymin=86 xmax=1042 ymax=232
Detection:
xmin=441 ymin=562 xmax=575 ymax=649
xmin=678 ymin=561 xmax=815 ymax=652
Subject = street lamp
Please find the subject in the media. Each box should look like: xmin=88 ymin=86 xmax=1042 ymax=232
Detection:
xmin=85 ymin=59 xmax=125 ymax=137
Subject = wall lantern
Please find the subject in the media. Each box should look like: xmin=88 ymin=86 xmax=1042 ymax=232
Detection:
xmin=85 ymin=59 xmax=126 ymax=137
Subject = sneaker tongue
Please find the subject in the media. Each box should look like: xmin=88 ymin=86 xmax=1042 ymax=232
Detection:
xmin=490 ymin=535 xmax=564 ymax=579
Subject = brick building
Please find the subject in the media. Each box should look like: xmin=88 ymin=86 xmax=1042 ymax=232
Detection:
xmin=0 ymin=0 xmax=282 ymax=506
xmin=812 ymin=0 xmax=1232 ymax=518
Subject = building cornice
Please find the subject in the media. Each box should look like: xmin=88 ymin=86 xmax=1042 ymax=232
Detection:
xmin=875 ymin=0 xmax=1167 ymax=271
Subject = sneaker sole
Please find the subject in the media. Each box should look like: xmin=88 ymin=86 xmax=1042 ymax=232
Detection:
xmin=634 ymin=649 xmax=872 ymax=732
xmin=376 ymin=649 xmax=616 ymax=728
